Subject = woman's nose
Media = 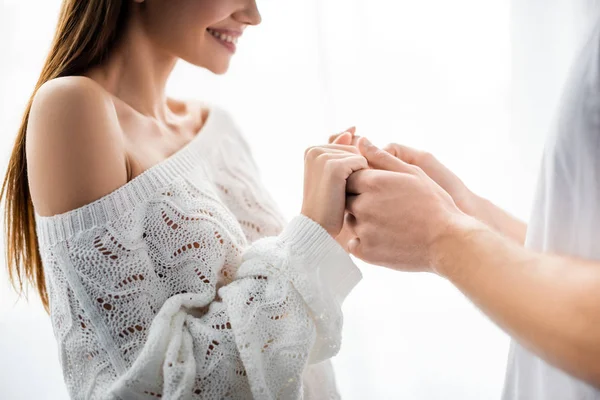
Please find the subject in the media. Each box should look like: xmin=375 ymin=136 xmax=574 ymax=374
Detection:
xmin=235 ymin=0 xmax=262 ymax=26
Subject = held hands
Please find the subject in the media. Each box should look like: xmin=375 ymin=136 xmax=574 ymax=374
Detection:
xmin=309 ymin=128 xmax=476 ymax=273
xmin=345 ymin=138 xmax=465 ymax=273
xmin=329 ymin=130 xmax=477 ymax=217
xmin=327 ymin=129 xmax=479 ymax=273
xmin=300 ymin=130 xmax=368 ymax=238
xmin=328 ymin=127 xmax=361 ymax=147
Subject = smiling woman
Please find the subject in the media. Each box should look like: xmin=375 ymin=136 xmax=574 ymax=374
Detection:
xmin=1 ymin=0 xmax=536 ymax=399
xmin=0 ymin=0 xmax=365 ymax=399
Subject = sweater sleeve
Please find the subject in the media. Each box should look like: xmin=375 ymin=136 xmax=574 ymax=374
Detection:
xmin=42 ymin=210 xmax=361 ymax=400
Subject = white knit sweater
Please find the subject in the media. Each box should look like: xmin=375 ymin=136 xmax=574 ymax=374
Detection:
xmin=33 ymin=105 xmax=362 ymax=400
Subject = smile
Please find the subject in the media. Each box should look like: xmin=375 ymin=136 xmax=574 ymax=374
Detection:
xmin=207 ymin=28 xmax=239 ymax=45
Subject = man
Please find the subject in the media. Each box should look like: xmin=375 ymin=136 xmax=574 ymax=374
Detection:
xmin=320 ymin=2 xmax=600 ymax=398
xmin=330 ymin=40 xmax=600 ymax=396
xmin=335 ymin=129 xmax=600 ymax=399
xmin=328 ymin=12 xmax=600 ymax=396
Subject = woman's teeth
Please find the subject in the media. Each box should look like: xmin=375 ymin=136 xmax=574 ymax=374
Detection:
xmin=207 ymin=28 xmax=238 ymax=44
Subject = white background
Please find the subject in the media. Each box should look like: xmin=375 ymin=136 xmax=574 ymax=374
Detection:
xmin=0 ymin=0 xmax=586 ymax=399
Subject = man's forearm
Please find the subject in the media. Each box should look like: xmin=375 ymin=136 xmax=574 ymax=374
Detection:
xmin=434 ymin=216 xmax=600 ymax=387
xmin=470 ymin=194 xmax=527 ymax=245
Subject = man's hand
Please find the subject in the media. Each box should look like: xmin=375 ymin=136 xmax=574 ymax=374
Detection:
xmin=382 ymin=143 xmax=527 ymax=245
xmin=345 ymin=138 xmax=465 ymax=272
xmin=331 ymin=136 xmax=491 ymax=230
xmin=382 ymin=143 xmax=477 ymax=215
xmin=346 ymin=139 xmax=600 ymax=387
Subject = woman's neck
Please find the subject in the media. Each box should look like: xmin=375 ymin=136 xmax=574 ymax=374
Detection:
xmin=86 ymin=14 xmax=178 ymax=122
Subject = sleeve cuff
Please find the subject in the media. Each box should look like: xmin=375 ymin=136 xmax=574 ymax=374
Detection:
xmin=279 ymin=214 xmax=362 ymax=306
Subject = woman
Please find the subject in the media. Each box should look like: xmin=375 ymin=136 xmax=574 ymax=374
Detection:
xmin=1 ymin=0 xmax=365 ymax=398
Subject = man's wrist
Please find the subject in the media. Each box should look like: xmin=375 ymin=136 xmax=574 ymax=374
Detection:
xmin=458 ymin=190 xmax=492 ymax=226
xmin=429 ymin=212 xmax=490 ymax=279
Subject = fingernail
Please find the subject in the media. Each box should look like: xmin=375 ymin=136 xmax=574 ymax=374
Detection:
xmin=362 ymin=138 xmax=373 ymax=147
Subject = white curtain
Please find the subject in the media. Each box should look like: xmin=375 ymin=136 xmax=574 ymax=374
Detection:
xmin=509 ymin=0 xmax=600 ymax=219
xmin=1 ymin=1 xmax=579 ymax=399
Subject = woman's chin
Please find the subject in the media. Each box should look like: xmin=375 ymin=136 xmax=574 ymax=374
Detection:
xmin=184 ymin=56 xmax=231 ymax=76
xmin=203 ymin=61 xmax=230 ymax=76
xmin=211 ymin=65 xmax=230 ymax=75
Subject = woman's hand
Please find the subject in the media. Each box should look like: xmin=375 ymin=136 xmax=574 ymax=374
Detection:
xmin=301 ymin=132 xmax=368 ymax=238
xmin=328 ymin=127 xmax=361 ymax=146
xmin=326 ymin=128 xmax=368 ymax=249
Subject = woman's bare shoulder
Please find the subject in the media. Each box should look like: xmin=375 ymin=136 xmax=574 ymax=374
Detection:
xmin=27 ymin=76 xmax=128 ymax=217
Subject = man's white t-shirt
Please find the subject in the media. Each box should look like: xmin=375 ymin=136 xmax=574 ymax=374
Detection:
xmin=503 ymin=6 xmax=600 ymax=399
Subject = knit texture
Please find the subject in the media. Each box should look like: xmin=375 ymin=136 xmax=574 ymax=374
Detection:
xmin=34 ymin=106 xmax=362 ymax=400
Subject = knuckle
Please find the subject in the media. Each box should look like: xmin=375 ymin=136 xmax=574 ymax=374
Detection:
xmin=359 ymin=155 xmax=369 ymax=168
xmin=304 ymin=147 xmax=312 ymax=159
xmin=322 ymin=156 xmax=343 ymax=174
xmin=369 ymin=173 xmax=386 ymax=190
xmin=409 ymin=164 xmax=422 ymax=174
xmin=417 ymin=151 xmax=436 ymax=164
xmin=382 ymin=143 xmax=402 ymax=159
xmin=386 ymin=143 xmax=400 ymax=152
xmin=304 ymin=146 xmax=321 ymax=160
xmin=326 ymin=143 xmax=354 ymax=152
xmin=323 ymin=157 xmax=336 ymax=172
xmin=370 ymin=147 xmax=385 ymax=159
xmin=346 ymin=145 xmax=361 ymax=155
xmin=372 ymin=148 xmax=392 ymax=164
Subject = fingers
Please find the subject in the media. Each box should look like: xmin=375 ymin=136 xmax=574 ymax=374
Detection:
xmin=317 ymin=153 xmax=369 ymax=175
xmin=346 ymin=169 xmax=377 ymax=194
xmin=304 ymin=144 xmax=361 ymax=160
xmin=302 ymin=143 xmax=369 ymax=236
xmin=341 ymin=154 xmax=370 ymax=176
xmin=329 ymin=126 xmax=356 ymax=144
xmin=331 ymin=132 xmax=361 ymax=147
xmin=382 ymin=143 xmax=420 ymax=164
xmin=333 ymin=132 xmax=353 ymax=145
xmin=383 ymin=143 xmax=437 ymax=171
xmin=357 ymin=137 xmax=414 ymax=174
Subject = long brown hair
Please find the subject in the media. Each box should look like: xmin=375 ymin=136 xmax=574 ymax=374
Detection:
xmin=1 ymin=0 xmax=131 ymax=312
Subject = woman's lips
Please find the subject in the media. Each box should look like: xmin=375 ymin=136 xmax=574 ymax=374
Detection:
xmin=207 ymin=28 xmax=242 ymax=54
